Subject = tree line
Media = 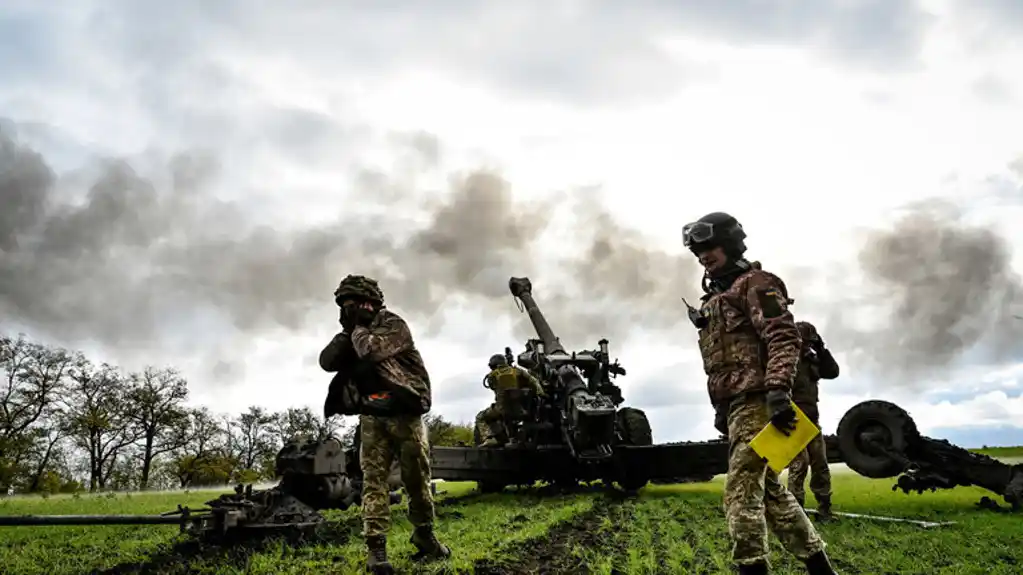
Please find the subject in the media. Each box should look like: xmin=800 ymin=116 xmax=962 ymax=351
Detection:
xmin=0 ymin=333 xmax=473 ymax=495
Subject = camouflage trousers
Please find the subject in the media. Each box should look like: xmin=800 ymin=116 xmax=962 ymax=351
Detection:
xmin=723 ymin=394 xmax=825 ymax=566
xmin=475 ymin=402 xmax=503 ymax=442
xmin=475 ymin=393 xmax=527 ymax=443
xmin=787 ymin=412 xmax=831 ymax=503
xmin=360 ymin=414 xmax=435 ymax=538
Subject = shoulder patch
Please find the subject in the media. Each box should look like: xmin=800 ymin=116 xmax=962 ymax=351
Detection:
xmin=756 ymin=287 xmax=784 ymax=318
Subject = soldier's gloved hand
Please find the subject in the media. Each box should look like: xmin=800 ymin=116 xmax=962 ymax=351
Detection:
xmin=713 ymin=405 xmax=728 ymax=435
xmin=339 ymin=305 xmax=355 ymax=332
xmin=712 ymin=407 xmax=728 ymax=433
xmin=811 ymin=336 xmax=825 ymax=352
xmin=354 ymin=307 xmax=375 ymax=327
xmin=766 ymin=389 xmax=798 ymax=436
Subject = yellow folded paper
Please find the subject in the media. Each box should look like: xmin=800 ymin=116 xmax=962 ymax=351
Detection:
xmin=749 ymin=401 xmax=820 ymax=474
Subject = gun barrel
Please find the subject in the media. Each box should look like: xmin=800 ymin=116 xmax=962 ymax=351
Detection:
xmin=0 ymin=514 xmax=193 ymax=526
xmin=509 ymin=277 xmax=565 ymax=354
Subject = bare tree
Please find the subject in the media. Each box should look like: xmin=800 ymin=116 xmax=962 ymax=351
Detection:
xmin=26 ymin=420 xmax=69 ymax=492
xmin=318 ymin=415 xmax=348 ymax=441
xmin=232 ymin=406 xmax=277 ymax=473
xmin=63 ymin=362 xmax=141 ymax=491
xmin=124 ymin=366 xmax=190 ymax=489
xmin=0 ymin=335 xmax=78 ymax=491
xmin=270 ymin=407 xmax=323 ymax=446
xmin=172 ymin=407 xmax=232 ymax=487
xmin=183 ymin=407 xmax=225 ymax=459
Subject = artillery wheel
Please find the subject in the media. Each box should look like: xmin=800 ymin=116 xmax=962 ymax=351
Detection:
xmin=615 ymin=407 xmax=653 ymax=490
xmin=617 ymin=407 xmax=653 ymax=446
xmin=837 ymin=400 xmax=919 ymax=479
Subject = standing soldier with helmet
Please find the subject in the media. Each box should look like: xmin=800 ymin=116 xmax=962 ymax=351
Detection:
xmin=318 ymin=274 xmax=450 ymax=574
xmin=475 ymin=353 xmax=546 ymax=447
xmin=787 ymin=320 xmax=840 ymax=520
xmin=681 ymin=212 xmax=837 ymax=575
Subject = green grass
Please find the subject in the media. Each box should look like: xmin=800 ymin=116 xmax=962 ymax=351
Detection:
xmin=0 ymin=474 xmax=1019 ymax=575
xmin=970 ymin=445 xmax=1023 ymax=459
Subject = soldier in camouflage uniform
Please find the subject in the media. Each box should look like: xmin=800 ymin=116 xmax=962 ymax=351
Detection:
xmin=318 ymin=275 xmax=450 ymax=574
xmin=682 ymin=213 xmax=837 ymax=575
xmin=475 ymin=354 xmax=546 ymax=447
xmin=787 ymin=321 xmax=840 ymax=520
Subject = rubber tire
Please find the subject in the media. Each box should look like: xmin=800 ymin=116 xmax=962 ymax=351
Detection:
xmin=617 ymin=407 xmax=653 ymax=446
xmin=616 ymin=407 xmax=653 ymax=490
xmin=836 ymin=400 xmax=919 ymax=479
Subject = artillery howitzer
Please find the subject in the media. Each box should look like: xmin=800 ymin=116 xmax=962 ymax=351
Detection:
xmin=428 ymin=277 xmax=1023 ymax=509
xmin=432 ymin=276 xmax=662 ymax=492
xmin=832 ymin=400 xmax=1022 ymax=511
xmin=0 ymin=434 xmax=405 ymax=540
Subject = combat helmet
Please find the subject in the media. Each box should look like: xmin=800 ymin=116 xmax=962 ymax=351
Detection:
xmin=334 ymin=274 xmax=385 ymax=306
xmin=682 ymin=212 xmax=747 ymax=259
xmin=488 ymin=354 xmax=507 ymax=370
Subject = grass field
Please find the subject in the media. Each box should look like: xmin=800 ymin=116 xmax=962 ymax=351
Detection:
xmin=0 ymin=471 xmax=1019 ymax=575
xmin=971 ymin=446 xmax=1023 ymax=459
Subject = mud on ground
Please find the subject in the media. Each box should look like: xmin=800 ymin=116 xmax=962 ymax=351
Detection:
xmin=472 ymin=494 xmax=635 ymax=575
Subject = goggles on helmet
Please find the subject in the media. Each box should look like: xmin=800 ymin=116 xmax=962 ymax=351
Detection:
xmin=682 ymin=221 xmax=716 ymax=247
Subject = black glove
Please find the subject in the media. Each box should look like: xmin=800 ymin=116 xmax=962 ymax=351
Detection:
xmin=339 ymin=304 xmax=357 ymax=332
xmin=766 ymin=389 xmax=797 ymax=436
xmin=811 ymin=336 xmax=825 ymax=353
xmin=713 ymin=404 xmax=728 ymax=435
xmin=354 ymin=307 xmax=375 ymax=327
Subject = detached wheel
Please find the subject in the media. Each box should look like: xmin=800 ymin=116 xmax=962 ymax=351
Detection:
xmin=615 ymin=407 xmax=653 ymax=490
xmin=837 ymin=400 xmax=919 ymax=478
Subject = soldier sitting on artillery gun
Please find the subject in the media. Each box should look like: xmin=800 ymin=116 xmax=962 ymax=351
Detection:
xmin=475 ymin=352 xmax=546 ymax=447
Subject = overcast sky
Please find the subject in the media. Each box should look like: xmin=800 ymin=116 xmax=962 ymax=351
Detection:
xmin=2 ymin=0 xmax=1023 ymax=448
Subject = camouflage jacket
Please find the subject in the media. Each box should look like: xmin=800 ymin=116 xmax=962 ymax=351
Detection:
xmin=696 ymin=261 xmax=801 ymax=405
xmin=319 ymin=308 xmax=432 ymax=414
xmin=791 ymin=345 xmax=839 ymax=409
xmin=486 ymin=365 xmax=544 ymax=397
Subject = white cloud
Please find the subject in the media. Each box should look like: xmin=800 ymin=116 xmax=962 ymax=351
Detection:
xmin=2 ymin=1 xmax=1023 ymax=446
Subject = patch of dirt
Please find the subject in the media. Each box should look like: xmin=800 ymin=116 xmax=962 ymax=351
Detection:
xmin=471 ymin=496 xmax=632 ymax=575
xmin=93 ymin=517 xmax=360 ymax=575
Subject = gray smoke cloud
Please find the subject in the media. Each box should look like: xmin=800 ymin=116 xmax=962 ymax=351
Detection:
xmin=5 ymin=117 xmax=1023 ymax=390
xmin=0 ymin=119 xmax=703 ymax=378
xmin=828 ymin=196 xmax=1023 ymax=382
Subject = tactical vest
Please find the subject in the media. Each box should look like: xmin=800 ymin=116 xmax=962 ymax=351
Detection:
xmin=698 ymin=294 xmax=767 ymax=376
xmin=489 ymin=366 xmax=521 ymax=392
xmin=697 ymin=271 xmax=783 ymax=403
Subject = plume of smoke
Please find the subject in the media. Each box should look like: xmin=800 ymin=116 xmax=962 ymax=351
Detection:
xmin=0 ymin=119 xmax=704 ymax=382
xmin=842 ymin=199 xmax=1023 ymax=381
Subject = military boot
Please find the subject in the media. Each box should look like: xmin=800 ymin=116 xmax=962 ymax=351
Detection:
xmin=804 ymin=550 xmax=837 ymax=574
xmin=816 ymin=495 xmax=833 ymax=521
xmin=410 ymin=525 xmax=451 ymax=561
xmin=365 ymin=535 xmax=394 ymax=574
xmin=737 ymin=561 xmax=768 ymax=574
